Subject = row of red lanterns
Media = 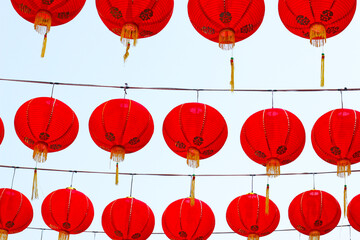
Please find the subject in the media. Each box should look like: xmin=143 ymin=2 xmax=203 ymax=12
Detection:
xmin=10 ymin=0 xmax=357 ymax=88
xmin=2 ymin=187 xmax=360 ymax=240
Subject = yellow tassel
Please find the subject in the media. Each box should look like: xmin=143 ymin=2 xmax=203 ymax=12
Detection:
xmin=344 ymin=184 xmax=347 ymax=218
xmin=247 ymin=234 xmax=259 ymax=240
xmin=310 ymin=23 xmax=326 ymax=47
xmin=58 ymin=231 xmax=69 ymax=240
xmin=0 ymin=229 xmax=8 ymax=240
xmin=219 ymin=29 xmax=235 ymax=50
xmin=337 ymin=159 xmax=351 ymax=178
xmin=120 ymin=23 xmax=138 ymax=46
xmin=320 ymin=53 xmax=325 ymax=87
xmin=41 ymin=33 xmax=48 ymax=58
xmin=115 ymin=163 xmax=119 ymax=185
xmin=230 ymin=57 xmax=234 ymax=92
xmin=309 ymin=230 xmax=320 ymax=240
xmin=33 ymin=142 xmax=48 ymax=163
xmin=266 ymin=159 xmax=280 ymax=178
xmin=190 ymin=175 xmax=195 ymax=206
xmin=34 ymin=10 xmax=52 ymax=35
xmin=110 ymin=146 xmax=125 ymax=163
xmin=265 ymin=183 xmax=269 ymax=215
xmin=187 ymin=147 xmax=200 ymax=168
xmin=123 ymin=42 xmax=130 ymax=62
xmin=32 ymin=168 xmax=39 ymax=200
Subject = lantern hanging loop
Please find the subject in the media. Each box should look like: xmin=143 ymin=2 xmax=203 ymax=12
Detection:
xmin=123 ymin=83 xmax=128 ymax=99
xmin=10 ymin=167 xmax=17 ymax=189
xmin=349 ymin=226 xmax=352 ymax=240
xmin=271 ymin=90 xmax=275 ymax=108
xmin=70 ymin=171 xmax=76 ymax=188
xmin=250 ymin=174 xmax=254 ymax=193
xmin=196 ymin=90 xmax=199 ymax=103
xmin=340 ymin=89 xmax=344 ymax=109
xmin=50 ymin=82 xmax=56 ymax=98
xmin=129 ymin=174 xmax=134 ymax=197
xmin=313 ymin=173 xmax=316 ymax=189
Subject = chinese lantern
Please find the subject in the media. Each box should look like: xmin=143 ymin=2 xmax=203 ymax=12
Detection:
xmin=89 ymin=99 xmax=154 ymax=184
xmin=241 ymin=108 xmax=305 ymax=212
xmin=348 ymin=194 xmax=360 ymax=232
xmin=42 ymin=188 xmax=94 ymax=240
xmin=0 ymin=117 xmax=4 ymax=146
xmin=162 ymin=198 xmax=215 ymax=240
xmin=226 ymin=193 xmax=280 ymax=240
xmin=288 ymin=190 xmax=341 ymax=240
xmin=0 ymin=188 xmax=33 ymax=240
xmin=163 ymin=102 xmax=228 ymax=168
xmin=11 ymin=0 xmax=86 ymax=57
xmin=312 ymin=108 xmax=360 ymax=215
xmin=278 ymin=0 xmax=356 ymax=86
xmin=188 ymin=0 xmax=265 ymax=91
xmin=102 ymin=197 xmax=155 ymax=240
xmin=14 ymin=97 xmax=79 ymax=199
xmin=96 ymin=0 xmax=174 ymax=61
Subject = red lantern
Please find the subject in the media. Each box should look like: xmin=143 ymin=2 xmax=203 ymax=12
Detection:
xmin=278 ymin=0 xmax=356 ymax=86
xmin=288 ymin=190 xmax=341 ymax=240
xmin=42 ymin=188 xmax=94 ymax=240
xmin=11 ymin=0 xmax=86 ymax=57
xmin=89 ymin=99 xmax=154 ymax=184
xmin=96 ymin=0 xmax=174 ymax=61
xmin=226 ymin=193 xmax=280 ymax=240
xmin=188 ymin=0 xmax=265 ymax=90
xmin=0 ymin=117 xmax=4 ymax=146
xmin=102 ymin=197 xmax=155 ymax=240
xmin=347 ymin=194 xmax=360 ymax=232
xmin=0 ymin=188 xmax=33 ymax=240
xmin=162 ymin=198 xmax=215 ymax=240
xmin=163 ymin=102 xmax=228 ymax=168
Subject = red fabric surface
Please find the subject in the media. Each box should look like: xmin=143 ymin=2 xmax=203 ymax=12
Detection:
xmin=41 ymin=188 xmax=94 ymax=234
xmin=96 ymin=0 xmax=174 ymax=39
xmin=11 ymin=0 xmax=86 ymax=26
xmin=278 ymin=0 xmax=356 ymax=39
xmin=102 ymin=197 xmax=155 ymax=240
xmin=348 ymin=194 xmax=360 ymax=232
xmin=0 ymin=117 xmax=4 ymax=146
xmin=162 ymin=102 xmax=228 ymax=160
xmin=89 ymin=99 xmax=154 ymax=154
xmin=0 ymin=188 xmax=33 ymax=234
xmin=288 ymin=190 xmax=341 ymax=236
xmin=187 ymin=0 xmax=265 ymax=44
xmin=240 ymin=108 xmax=305 ymax=167
xmin=226 ymin=193 xmax=280 ymax=237
xmin=14 ymin=97 xmax=79 ymax=153
xmin=312 ymin=108 xmax=360 ymax=166
xmin=162 ymin=198 xmax=215 ymax=240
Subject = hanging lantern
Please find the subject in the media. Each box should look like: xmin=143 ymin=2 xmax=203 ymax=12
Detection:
xmin=162 ymin=198 xmax=215 ymax=240
xmin=14 ymin=97 xmax=79 ymax=199
xmin=89 ymin=99 xmax=154 ymax=184
xmin=42 ymin=188 xmax=94 ymax=240
xmin=288 ymin=190 xmax=341 ymax=240
xmin=102 ymin=197 xmax=155 ymax=240
xmin=163 ymin=102 xmax=228 ymax=168
xmin=278 ymin=0 xmax=356 ymax=86
xmin=226 ymin=193 xmax=280 ymax=240
xmin=0 ymin=117 xmax=4 ymax=146
xmin=0 ymin=188 xmax=33 ymax=240
xmin=11 ymin=0 xmax=86 ymax=57
xmin=347 ymin=194 xmax=360 ymax=232
xmin=188 ymin=0 xmax=265 ymax=91
xmin=96 ymin=0 xmax=174 ymax=61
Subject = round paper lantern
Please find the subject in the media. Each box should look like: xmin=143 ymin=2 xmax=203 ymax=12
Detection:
xmin=0 ymin=117 xmax=4 ymax=146
xmin=96 ymin=0 xmax=174 ymax=61
xmin=163 ymin=102 xmax=228 ymax=168
xmin=162 ymin=198 xmax=215 ymax=240
xmin=0 ymin=188 xmax=33 ymax=240
xmin=188 ymin=0 xmax=265 ymax=90
xmin=102 ymin=197 xmax=155 ymax=240
xmin=42 ymin=188 xmax=94 ymax=240
xmin=226 ymin=193 xmax=280 ymax=240
xmin=288 ymin=190 xmax=341 ymax=240
xmin=11 ymin=0 xmax=86 ymax=57
xmin=241 ymin=108 xmax=306 ymax=177
xmin=89 ymin=99 xmax=154 ymax=184
xmin=347 ymin=194 xmax=360 ymax=232
xmin=278 ymin=0 xmax=356 ymax=86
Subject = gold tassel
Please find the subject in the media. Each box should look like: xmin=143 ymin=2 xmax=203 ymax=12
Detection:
xmin=230 ymin=57 xmax=234 ymax=92
xmin=0 ymin=229 xmax=8 ymax=240
xmin=344 ymin=184 xmax=347 ymax=218
xmin=310 ymin=23 xmax=326 ymax=47
xmin=123 ymin=42 xmax=130 ymax=62
xmin=320 ymin=53 xmax=325 ymax=87
xmin=265 ymin=182 xmax=270 ymax=215
xmin=58 ymin=231 xmax=69 ymax=240
xmin=115 ymin=163 xmax=119 ymax=185
xmin=33 ymin=142 xmax=48 ymax=163
xmin=190 ymin=175 xmax=195 ymax=206
xmin=187 ymin=148 xmax=200 ymax=168
xmin=120 ymin=23 xmax=138 ymax=46
xmin=247 ymin=234 xmax=259 ymax=240
xmin=41 ymin=33 xmax=47 ymax=58
xmin=337 ymin=159 xmax=351 ymax=178
xmin=219 ymin=29 xmax=235 ymax=50
xmin=110 ymin=146 xmax=125 ymax=163
xmin=266 ymin=159 xmax=280 ymax=177
xmin=309 ymin=230 xmax=320 ymax=240
xmin=32 ymin=168 xmax=39 ymax=200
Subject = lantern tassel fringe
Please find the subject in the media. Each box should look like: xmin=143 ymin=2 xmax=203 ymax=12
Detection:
xmin=110 ymin=146 xmax=125 ymax=163
xmin=266 ymin=159 xmax=280 ymax=178
xmin=0 ymin=230 xmax=8 ymax=240
xmin=309 ymin=230 xmax=320 ymax=240
xmin=32 ymin=168 xmax=39 ymax=200
xmin=337 ymin=160 xmax=351 ymax=178
xmin=41 ymin=33 xmax=48 ymax=58
xmin=247 ymin=234 xmax=259 ymax=240
xmin=230 ymin=57 xmax=234 ymax=92
xmin=190 ymin=175 xmax=195 ymax=206
xmin=34 ymin=10 xmax=51 ymax=35
xmin=344 ymin=184 xmax=347 ymax=218
xmin=310 ymin=23 xmax=326 ymax=47
xmin=187 ymin=148 xmax=200 ymax=168
xmin=265 ymin=183 xmax=270 ymax=215
xmin=59 ymin=231 xmax=69 ymax=240
xmin=321 ymin=53 xmax=324 ymax=87
xmin=33 ymin=142 xmax=48 ymax=163
xmin=120 ymin=24 xmax=138 ymax=46
xmin=219 ymin=29 xmax=235 ymax=50
xmin=115 ymin=163 xmax=119 ymax=185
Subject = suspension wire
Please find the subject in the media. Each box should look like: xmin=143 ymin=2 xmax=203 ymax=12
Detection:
xmin=50 ymin=82 xmax=55 ymax=98
xmin=70 ymin=171 xmax=76 ymax=188
xmin=10 ymin=167 xmax=16 ymax=189
xmin=129 ymin=174 xmax=134 ymax=197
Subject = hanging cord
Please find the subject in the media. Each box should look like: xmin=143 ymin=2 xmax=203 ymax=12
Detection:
xmin=93 ymin=233 xmax=96 ymax=240
xmin=50 ymin=82 xmax=56 ymax=98
xmin=123 ymin=83 xmax=128 ymax=99
xmin=70 ymin=171 xmax=76 ymax=188
xmin=313 ymin=173 xmax=316 ymax=189
xmin=196 ymin=90 xmax=199 ymax=103
xmin=10 ymin=167 xmax=17 ymax=189
xmin=129 ymin=174 xmax=134 ymax=197
xmin=250 ymin=174 xmax=254 ymax=193
xmin=271 ymin=90 xmax=274 ymax=108
xmin=40 ymin=229 xmax=44 ymax=240
xmin=349 ymin=225 xmax=352 ymax=240
xmin=340 ymin=89 xmax=345 ymax=108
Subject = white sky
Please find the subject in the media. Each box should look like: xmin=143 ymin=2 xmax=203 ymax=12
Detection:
xmin=1 ymin=0 xmax=360 ymax=240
